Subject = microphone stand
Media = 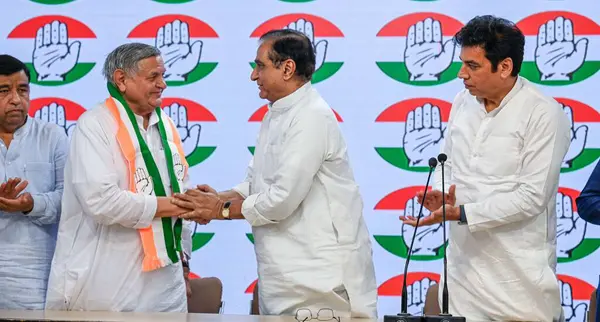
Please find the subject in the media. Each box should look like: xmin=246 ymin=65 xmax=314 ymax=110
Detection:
xmin=423 ymin=153 xmax=465 ymax=322
xmin=384 ymin=157 xmax=438 ymax=322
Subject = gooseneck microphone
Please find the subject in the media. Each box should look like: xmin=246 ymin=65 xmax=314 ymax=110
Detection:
xmin=423 ymin=153 xmax=465 ymax=322
xmin=438 ymin=153 xmax=449 ymax=314
xmin=383 ymin=157 xmax=437 ymax=322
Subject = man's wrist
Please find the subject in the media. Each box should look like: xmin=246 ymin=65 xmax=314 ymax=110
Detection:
xmin=214 ymin=199 xmax=225 ymax=220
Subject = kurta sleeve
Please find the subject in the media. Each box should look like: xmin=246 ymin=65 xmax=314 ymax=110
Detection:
xmin=26 ymin=127 xmax=68 ymax=225
xmin=70 ymin=114 xmax=157 ymax=229
xmin=232 ymin=157 xmax=254 ymax=198
xmin=462 ymin=102 xmax=571 ymax=232
xmin=242 ymin=110 xmax=330 ymax=226
xmin=576 ymin=161 xmax=600 ymax=225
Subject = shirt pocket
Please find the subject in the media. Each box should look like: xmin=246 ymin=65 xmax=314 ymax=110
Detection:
xmin=476 ymin=135 xmax=522 ymax=177
xmin=24 ymin=162 xmax=54 ymax=193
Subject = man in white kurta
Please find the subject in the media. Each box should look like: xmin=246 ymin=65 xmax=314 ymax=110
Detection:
xmin=435 ymin=76 xmax=569 ymax=320
xmin=401 ymin=16 xmax=570 ymax=321
xmin=172 ymin=30 xmax=378 ymax=318
xmin=45 ymin=43 xmax=193 ymax=312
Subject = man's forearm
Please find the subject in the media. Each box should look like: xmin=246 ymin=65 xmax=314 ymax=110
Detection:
xmin=156 ymin=197 xmax=187 ymax=218
xmin=218 ymin=190 xmax=245 ymax=202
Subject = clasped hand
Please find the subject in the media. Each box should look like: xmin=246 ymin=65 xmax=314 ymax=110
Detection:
xmin=171 ymin=184 xmax=222 ymax=225
xmin=400 ymin=184 xmax=460 ymax=226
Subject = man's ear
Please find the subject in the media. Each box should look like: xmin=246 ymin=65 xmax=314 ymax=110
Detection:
xmin=499 ymin=57 xmax=514 ymax=79
xmin=113 ymin=69 xmax=128 ymax=92
xmin=282 ymin=59 xmax=296 ymax=81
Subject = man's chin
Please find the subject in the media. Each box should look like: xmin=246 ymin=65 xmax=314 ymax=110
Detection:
xmin=150 ymin=98 xmax=163 ymax=107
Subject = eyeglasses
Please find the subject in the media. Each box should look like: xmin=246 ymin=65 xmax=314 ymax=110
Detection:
xmin=295 ymin=308 xmax=340 ymax=322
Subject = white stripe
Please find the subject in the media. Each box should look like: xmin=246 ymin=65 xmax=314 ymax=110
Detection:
xmin=524 ymin=35 xmax=600 ymax=61
xmin=5 ymin=39 xmax=97 ymax=63
xmin=152 ymin=220 xmax=171 ymax=265
xmin=373 ymin=36 xmax=461 ymax=62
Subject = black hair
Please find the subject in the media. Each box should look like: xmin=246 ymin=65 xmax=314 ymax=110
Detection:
xmin=259 ymin=29 xmax=315 ymax=81
xmin=0 ymin=54 xmax=31 ymax=82
xmin=453 ymin=15 xmax=525 ymax=76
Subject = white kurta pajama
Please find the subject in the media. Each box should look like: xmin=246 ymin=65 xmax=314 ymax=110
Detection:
xmin=436 ymin=76 xmax=570 ymax=321
xmin=45 ymin=100 xmax=193 ymax=312
xmin=233 ymin=82 xmax=378 ymax=318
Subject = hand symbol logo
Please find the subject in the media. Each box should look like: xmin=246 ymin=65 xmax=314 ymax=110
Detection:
xmin=559 ymin=280 xmax=587 ymax=322
xmin=402 ymin=197 xmax=446 ymax=256
xmin=284 ymin=18 xmax=328 ymax=71
xmin=135 ymin=168 xmax=154 ymax=196
xmin=33 ymin=20 xmax=81 ymax=82
xmin=535 ymin=17 xmax=588 ymax=81
xmin=33 ymin=102 xmax=76 ymax=138
xmin=403 ymin=103 xmax=444 ymax=167
xmin=157 ymin=19 xmax=203 ymax=82
xmin=556 ymin=192 xmax=587 ymax=258
xmin=404 ymin=18 xmax=455 ymax=81
xmin=173 ymin=153 xmax=185 ymax=182
xmin=163 ymin=103 xmax=201 ymax=157
xmin=561 ymin=104 xmax=588 ymax=168
xmin=406 ymin=278 xmax=436 ymax=315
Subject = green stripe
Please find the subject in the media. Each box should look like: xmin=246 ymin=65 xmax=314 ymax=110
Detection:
xmin=107 ymin=83 xmax=180 ymax=264
xmin=157 ymin=113 xmax=183 ymax=253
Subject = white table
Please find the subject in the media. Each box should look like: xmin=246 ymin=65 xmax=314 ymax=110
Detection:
xmin=0 ymin=310 xmax=380 ymax=322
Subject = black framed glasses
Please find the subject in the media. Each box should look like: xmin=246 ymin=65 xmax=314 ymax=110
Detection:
xmin=295 ymin=308 xmax=340 ymax=322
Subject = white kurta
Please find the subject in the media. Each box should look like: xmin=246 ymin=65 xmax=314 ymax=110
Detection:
xmin=233 ymin=82 xmax=378 ymax=318
xmin=436 ymin=76 xmax=570 ymax=321
xmin=45 ymin=101 xmax=192 ymax=312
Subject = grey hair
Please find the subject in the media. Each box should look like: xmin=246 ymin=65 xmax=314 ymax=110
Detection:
xmin=102 ymin=42 xmax=161 ymax=85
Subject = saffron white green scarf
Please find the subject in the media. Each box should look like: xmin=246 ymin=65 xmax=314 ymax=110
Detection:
xmin=105 ymin=82 xmax=189 ymax=272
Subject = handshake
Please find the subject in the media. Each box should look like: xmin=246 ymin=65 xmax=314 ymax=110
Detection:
xmin=171 ymin=184 xmax=223 ymax=225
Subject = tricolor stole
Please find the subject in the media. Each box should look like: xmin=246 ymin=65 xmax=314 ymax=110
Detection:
xmin=105 ymin=83 xmax=189 ymax=272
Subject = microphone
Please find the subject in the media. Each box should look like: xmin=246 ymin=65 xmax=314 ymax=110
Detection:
xmin=423 ymin=153 xmax=465 ymax=322
xmin=384 ymin=157 xmax=437 ymax=322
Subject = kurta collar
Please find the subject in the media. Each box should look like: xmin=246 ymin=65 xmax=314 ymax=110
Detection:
xmin=13 ymin=116 xmax=32 ymax=138
xmin=113 ymin=98 xmax=160 ymax=130
xmin=268 ymin=81 xmax=312 ymax=112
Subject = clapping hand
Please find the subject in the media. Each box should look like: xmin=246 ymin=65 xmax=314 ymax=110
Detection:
xmin=0 ymin=178 xmax=34 ymax=213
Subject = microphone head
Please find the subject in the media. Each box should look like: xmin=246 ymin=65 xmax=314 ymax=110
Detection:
xmin=438 ymin=153 xmax=448 ymax=163
xmin=428 ymin=157 xmax=438 ymax=168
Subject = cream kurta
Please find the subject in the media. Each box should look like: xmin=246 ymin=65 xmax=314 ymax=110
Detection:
xmin=45 ymin=101 xmax=192 ymax=312
xmin=233 ymin=82 xmax=378 ymax=318
xmin=436 ymin=76 xmax=570 ymax=321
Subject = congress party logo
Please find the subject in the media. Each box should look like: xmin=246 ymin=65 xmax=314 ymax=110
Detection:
xmin=517 ymin=11 xmax=598 ymax=85
xmin=30 ymin=0 xmax=76 ymax=3
xmin=374 ymin=186 xmax=448 ymax=260
xmin=376 ymin=13 xmax=463 ymax=86
xmin=556 ymin=98 xmax=600 ymax=172
xmin=7 ymin=15 xmax=96 ymax=86
xmin=128 ymin=14 xmax=218 ymax=86
xmin=375 ymin=98 xmax=450 ymax=172
xmin=556 ymin=187 xmax=600 ymax=263
xmin=28 ymin=97 xmax=85 ymax=137
xmin=160 ymin=98 xmax=217 ymax=166
xmin=557 ymin=274 xmax=595 ymax=322
xmin=378 ymin=272 xmax=440 ymax=316
xmin=246 ymin=105 xmax=343 ymax=154
xmin=250 ymin=14 xmax=344 ymax=84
